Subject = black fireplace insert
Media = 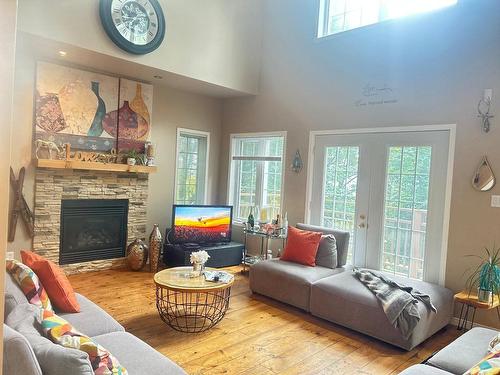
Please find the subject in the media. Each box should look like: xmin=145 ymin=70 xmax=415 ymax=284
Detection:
xmin=59 ymin=199 xmax=129 ymax=265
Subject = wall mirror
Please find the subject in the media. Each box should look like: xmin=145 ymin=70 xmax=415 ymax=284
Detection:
xmin=472 ymin=156 xmax=496 ymax=191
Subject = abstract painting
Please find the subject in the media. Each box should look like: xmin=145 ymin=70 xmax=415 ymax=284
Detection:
xmin=35 ymin=62 xmax=119 ymax=152
xmin=116 ymin=78 xmax=153 ymax=153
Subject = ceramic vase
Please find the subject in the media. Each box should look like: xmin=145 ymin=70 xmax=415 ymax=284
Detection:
xmin=88 ymin=81 xmax=106 ymax=137
xmin=126 ymin=239 xmax=148 ymax=271
xmin=192 ymin=261 xmax=205 ymax=277
xmin=149 ymin=224 xmax=162 ymax=273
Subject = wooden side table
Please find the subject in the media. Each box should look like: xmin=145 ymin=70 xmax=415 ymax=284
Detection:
xmin=454 ymin=290 xmax=500 ymax=331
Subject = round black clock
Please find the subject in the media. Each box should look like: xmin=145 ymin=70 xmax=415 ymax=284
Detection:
xmin=99 ymin=0 xmax=166 ymax=55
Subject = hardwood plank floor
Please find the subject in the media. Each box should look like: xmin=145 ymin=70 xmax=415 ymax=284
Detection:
xmin=68 ymin=266 xmax=460 ymax=375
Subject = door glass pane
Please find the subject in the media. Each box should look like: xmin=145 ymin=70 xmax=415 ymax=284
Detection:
xmin=381 ymin=146 xmax=432 ymax=280
xmin=321 ymin=146 xmax=359 ymax=263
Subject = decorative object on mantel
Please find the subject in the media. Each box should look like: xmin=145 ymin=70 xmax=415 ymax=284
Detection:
xmin=145 ymin=142 xmax=156 ymax=166
xmin=149 ymin=224 xmax=163 ymax=273
xmin=8 ymin=167 xmax=34 ymax=242
xmin=190 ymin=250 xmax=210 ymax=277
xmin=478 ymin=95 xmax=494 ymax=133
xmin=465 ymin=246 xmax=500 ymax=305
xmin=34 ymin=139 xmax=64 ymax=160
xmin=472 ymin=156 xmax=496 ymax=192
xmin=291 ymin=149 xmax=303 ymax=173
xmin=125 ymin=149 xmax=146 ymax=166
xmin=126 ymin=239 xmax=149 ymax=271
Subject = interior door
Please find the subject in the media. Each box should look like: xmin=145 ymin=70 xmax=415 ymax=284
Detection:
xmin=308 ymin=130 xmax=450 ymax=283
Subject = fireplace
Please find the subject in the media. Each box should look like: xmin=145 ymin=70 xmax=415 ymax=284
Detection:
xmin=59 ymin=199 xmax=129 ymax=265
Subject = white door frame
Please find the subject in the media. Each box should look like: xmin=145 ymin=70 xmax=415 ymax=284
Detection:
xmin=304 ymin=124 xmax=456 ymax=286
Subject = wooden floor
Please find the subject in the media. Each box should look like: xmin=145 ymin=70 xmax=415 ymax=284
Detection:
xmin=68 ymin=266 xmax=460 ymax=375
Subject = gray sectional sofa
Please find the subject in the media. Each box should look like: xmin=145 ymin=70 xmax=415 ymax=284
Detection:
xmin=3 ymin=274 xmax=186 ymax=375
xmin=400 ymin=327 xmax=499 ymax=374
xmin=250 ymin=223 xmax=454 ymax=351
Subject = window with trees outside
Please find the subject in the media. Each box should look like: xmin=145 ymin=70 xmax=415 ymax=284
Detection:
xmin=175 ymin=129 xmax=209 ymax=205
xmin=228 ymin=133 xmax=285 ymax=222
xmin=318 ymin=0 xmax=457 ymax=38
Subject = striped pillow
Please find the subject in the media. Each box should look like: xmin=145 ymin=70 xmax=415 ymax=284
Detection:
xmin=6 ymin=259 xmax=53 ymax=311
xmin=40 ymin=309 xmax=127 ymax=375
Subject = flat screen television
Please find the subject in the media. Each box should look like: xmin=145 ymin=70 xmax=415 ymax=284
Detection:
xmin=172 ymin=205 xmax=233 ymax=244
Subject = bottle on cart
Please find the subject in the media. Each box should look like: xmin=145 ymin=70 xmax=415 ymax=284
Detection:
xmin=267 ymin=249 xmax=273 ymax=260
xmin=247 ymin=207 xmax=255 ymax=229
xmin=283 ymin=212 xmax=288 ymax=236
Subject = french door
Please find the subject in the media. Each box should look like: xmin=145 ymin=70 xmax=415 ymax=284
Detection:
xmin=308 ymin=130 xmax=451 ymax=284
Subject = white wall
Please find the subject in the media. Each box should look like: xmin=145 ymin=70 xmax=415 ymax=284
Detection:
xmin=17 ymin=0 xmax=263 ymax=95
xmin=220 ymin=0 xmax=500 ymax=327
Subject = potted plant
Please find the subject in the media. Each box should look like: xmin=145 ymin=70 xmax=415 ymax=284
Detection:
xmin=465 ymin=246 xmax=500 ymax=304
xmin=124 ymin=150 xmax=146 ymax=166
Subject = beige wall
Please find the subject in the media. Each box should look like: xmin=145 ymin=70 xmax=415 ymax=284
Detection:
xmin=17 ymin=0 xmax=263 ymax=95
xmin=220 ymin=0 xmax=500 ymax=327
xmin=9 ymin=43 xmax=223 ymax=257
xmin=0 ymin=0 xmax=18 ymax=370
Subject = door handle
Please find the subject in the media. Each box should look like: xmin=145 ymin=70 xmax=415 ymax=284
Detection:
xmin=358 ymin=222 xmax=366 ymax=228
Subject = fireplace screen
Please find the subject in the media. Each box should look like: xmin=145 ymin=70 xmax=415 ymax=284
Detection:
xmin=59 ymin=199 xmax=129 ymax=265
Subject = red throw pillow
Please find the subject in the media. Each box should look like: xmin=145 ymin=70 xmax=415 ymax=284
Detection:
xmin=21 ymin=251 xmax=80 ymax=313
xmin=280 ymin=226 xmax=322 ymax=266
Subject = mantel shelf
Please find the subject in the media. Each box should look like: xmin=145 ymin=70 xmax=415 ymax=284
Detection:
xmin=35 ymin=159 xmax=157 ymax=174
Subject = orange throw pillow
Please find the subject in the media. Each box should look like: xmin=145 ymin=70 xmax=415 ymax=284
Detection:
xmin=21 ymin=251 xmax=80 ymax=313
xmin=280 ymin=226 xmax=322 ymax=266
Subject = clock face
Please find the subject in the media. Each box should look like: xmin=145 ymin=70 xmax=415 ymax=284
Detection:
xmin=111 ymin=0 xmax=158 ymax=46
xmin=100 ymin=0 xmax=166 ymax=54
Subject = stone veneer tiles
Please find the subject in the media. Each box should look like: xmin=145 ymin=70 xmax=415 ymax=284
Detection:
xmin=33 ymin=168 xmax=149 ymax=274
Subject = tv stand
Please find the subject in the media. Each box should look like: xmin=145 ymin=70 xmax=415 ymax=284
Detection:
xmin=163 ymin=241 xmax=244 ymax=268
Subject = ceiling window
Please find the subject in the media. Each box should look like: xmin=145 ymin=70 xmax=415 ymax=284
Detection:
xmin=175 ymin=129 xmax=210 ymax=205
xmin=318 ymin=0 xmax=458 ymax=38
xmin=228 ymin=133 xmax=286 ymax=222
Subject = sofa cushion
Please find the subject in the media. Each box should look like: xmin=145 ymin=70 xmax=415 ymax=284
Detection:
xmin=21 ymin=250 xmax=80 ymax=313
xmin=249 ymin=259 xmax=346 ymax=311
xmin=3 ymin=324 xmax=43 ymax=375
xmin=6 ymin=259 xmax=52 ymax=311
xmin=92 ymin=332 xmax=186 ymax=375
xmin=316 ymin=235 xmax=337 ymax=269
xmin=281 ymin=226 xmax=322 ymax=266
xmin=398 ymin=364 xmax=451 ymax=374
xmin=309 ymin=270 xmax=453 ymax=350
xmin=41 ymin=308 xmax=127 ymax=375
xmin=57 ymin=294 xmax=124 ymax=337
xmin=428 ymin=327 xmax=499 ymax=374
xmin=4 ymin=273 xmax=30 ymax=318
xmin=296 ymin=223 xmax=350 ymax=267
xmin=6 ymin=304 xmax=93 ymax=375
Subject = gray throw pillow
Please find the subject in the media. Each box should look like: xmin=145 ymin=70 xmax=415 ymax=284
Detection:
xmin=315 ymin=234 xmax=338 ymax=269
xmin=6 ymin=304 xmax=93 ymax=375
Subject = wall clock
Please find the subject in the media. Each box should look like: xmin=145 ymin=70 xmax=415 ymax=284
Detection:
xmin=99 ymin=0 xmax=166 ymax=55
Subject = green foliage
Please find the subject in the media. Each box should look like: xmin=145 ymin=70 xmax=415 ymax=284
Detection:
xmin=465 ymin=246 xmax=500 ymax=304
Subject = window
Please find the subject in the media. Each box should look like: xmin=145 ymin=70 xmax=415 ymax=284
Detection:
xmin=175 ymin=129 xmax=209 ymax=205
xmin=318 ymin=0 xmax=458 ymax=37
xmin=228 ymin=133 xmax=286 ymax=222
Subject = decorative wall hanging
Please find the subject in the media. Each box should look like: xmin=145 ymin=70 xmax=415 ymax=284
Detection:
xmin=9 ymin=167 xmax=35 ymax=241
xmin=35 ymin=62 xmax=119 ymax=152
xmin=478 ymin=97 xmax=494 ymax=133
xmin=291 ymin=149 xmax=303 ymax=173
xmin=34 ymin=63 xmax=154 ymax=156
xmin=472 ymin=156 xmax=496 ymax=192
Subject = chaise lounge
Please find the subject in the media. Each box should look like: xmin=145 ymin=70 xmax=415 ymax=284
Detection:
xmin=250 ymin=223 xmax=454 ymax=351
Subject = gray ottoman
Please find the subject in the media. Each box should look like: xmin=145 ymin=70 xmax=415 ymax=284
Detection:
xmin=250 ymin=259 xmax=347 ymax=311
xmin=399 ymin=364 xmax=451 ymax=374
xmin=427 ymin=327 xmax=498 ymax=374
xmin=310 ymin=270 xmax=454 ymax=350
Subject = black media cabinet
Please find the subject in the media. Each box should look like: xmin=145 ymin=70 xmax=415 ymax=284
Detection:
xmin=163 ymin=241 xmax=245 ymax=268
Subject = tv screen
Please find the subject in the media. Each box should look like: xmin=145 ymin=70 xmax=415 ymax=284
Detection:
xmin=172 ymin=205 xmax=233 ymax=244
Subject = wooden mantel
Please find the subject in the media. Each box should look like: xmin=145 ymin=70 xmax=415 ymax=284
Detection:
xmin=35 ymin=159 xmax=157 ymax=174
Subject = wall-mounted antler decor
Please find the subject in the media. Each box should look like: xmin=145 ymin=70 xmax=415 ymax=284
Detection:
xmin=9 ymin=167 xmax=35 ymax=241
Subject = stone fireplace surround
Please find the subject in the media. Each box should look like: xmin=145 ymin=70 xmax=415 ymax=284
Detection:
xmin=33 ymin=168 xmax=148 ymax=274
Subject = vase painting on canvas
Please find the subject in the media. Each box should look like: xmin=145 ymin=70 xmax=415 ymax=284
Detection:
xmin=35 ymin=62 xmax=119 ymax=152
xmin=115 ymin=78 xmax=153 ymax=153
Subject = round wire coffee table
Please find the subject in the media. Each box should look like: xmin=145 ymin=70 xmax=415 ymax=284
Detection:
xmin=154 ymin=267 xmax=234 ymax=333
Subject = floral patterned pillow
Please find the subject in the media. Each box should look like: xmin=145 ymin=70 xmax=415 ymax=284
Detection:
xmin=6 ymin=259 xmax=53 ymax=311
